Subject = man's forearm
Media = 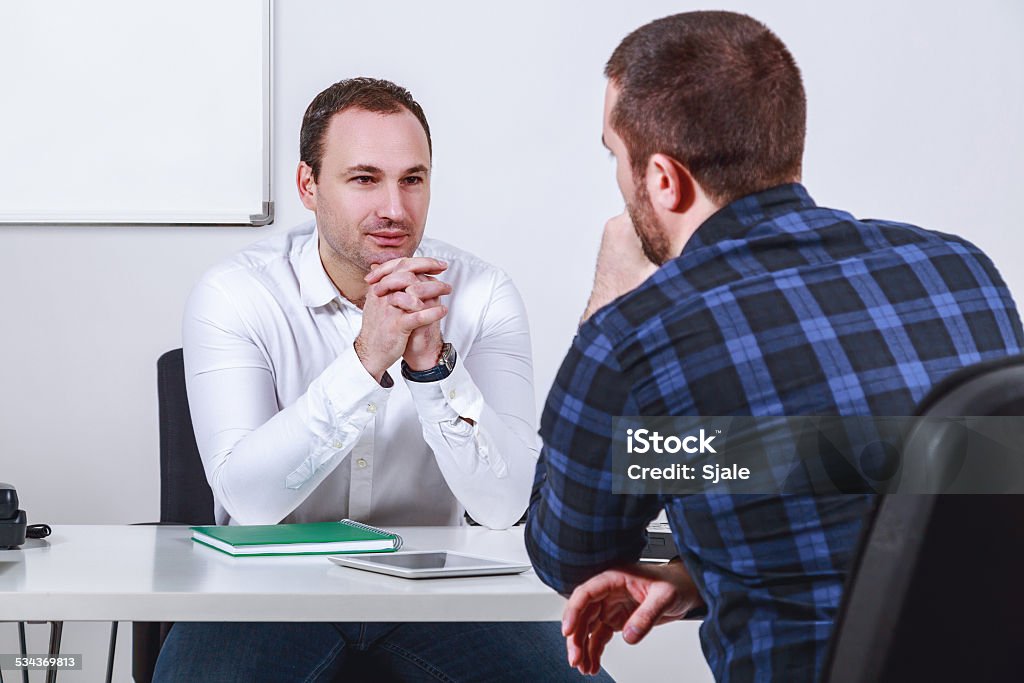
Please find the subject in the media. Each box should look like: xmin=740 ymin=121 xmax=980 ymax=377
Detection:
xmin=188 ymin=344 xmax=388 ymax=525
xmin=406 ymin=361 xmax=537 ymax=529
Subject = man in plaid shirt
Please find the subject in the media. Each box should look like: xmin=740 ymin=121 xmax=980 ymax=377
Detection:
xmin=525 ymin=11 xmax=1023 ymax=682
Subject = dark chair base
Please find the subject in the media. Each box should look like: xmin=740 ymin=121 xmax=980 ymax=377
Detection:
xmin=131 ymin=622 xmax=171 ymax=683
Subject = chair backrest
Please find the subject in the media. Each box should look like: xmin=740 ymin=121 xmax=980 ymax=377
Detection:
xmin=156 ymin=348 xmax=214 ymax=525
xmin=913 ymin=353 xmax=1024 ymax=416
xmin=821 ymin=355 xmax=1024 ymax=682
xmin=135 ymin=349 xmax=217 ymax=683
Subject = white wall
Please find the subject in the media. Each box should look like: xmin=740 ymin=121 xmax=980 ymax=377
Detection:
xmin=1 ymin=1 xmax=1021 ymax=681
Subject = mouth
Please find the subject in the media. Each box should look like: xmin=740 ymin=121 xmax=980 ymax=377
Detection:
xmin=366 ymin=232 xmax=408 ymax=248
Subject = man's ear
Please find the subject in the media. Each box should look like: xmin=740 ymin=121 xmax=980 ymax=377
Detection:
xmin=646 ymin=153 xmax=697 ymax=215
xmin=297 ymin=161 xmax=317 ymax=211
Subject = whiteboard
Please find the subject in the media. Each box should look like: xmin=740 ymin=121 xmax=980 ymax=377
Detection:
xmin=0 ymin=0 xmax=272 ymax=226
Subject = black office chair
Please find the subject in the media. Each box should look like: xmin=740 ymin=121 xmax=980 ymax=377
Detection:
xmin=821 ymin=355 xmax=1024 ymax=683
xmin=131 ymin=349 xmax=215 ymax=683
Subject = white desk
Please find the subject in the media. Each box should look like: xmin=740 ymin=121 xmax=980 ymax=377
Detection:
xmin=0 ymin=525 xmax=565 ymax=622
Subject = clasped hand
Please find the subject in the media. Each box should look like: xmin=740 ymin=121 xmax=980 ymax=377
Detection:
xmin=582 ymin=211 xmax=659 ymax=322
xmin=354 ymin=256 xmax=451 ymax=382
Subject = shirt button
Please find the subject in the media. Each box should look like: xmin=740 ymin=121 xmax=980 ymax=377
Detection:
xmin=448 ymin=390 xmax=457 ymax=400
xmin=367 ymin=403 xmax=377 ymax=414
xmin=332 ymin=440 xmax=343 ymax=449
xmin=357 ymin=458 xmax=368 ymax=468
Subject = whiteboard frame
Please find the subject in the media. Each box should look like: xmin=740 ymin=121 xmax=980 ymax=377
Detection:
xmin=0 ymin=0 xmax=274 ymax=228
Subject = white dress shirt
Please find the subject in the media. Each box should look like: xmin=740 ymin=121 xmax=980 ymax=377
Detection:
xmin=182 ymin=221 xmax=539 ymax=529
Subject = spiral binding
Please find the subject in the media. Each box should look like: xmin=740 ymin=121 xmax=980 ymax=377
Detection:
xmin=340 ymin=518 xmax=403 ymax=550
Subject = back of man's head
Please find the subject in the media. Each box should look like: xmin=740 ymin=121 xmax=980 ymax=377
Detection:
xmin=300 ymin=77 xmax=432 ymax=182
xmin=606 ymin=11 xmax=806 ymax=206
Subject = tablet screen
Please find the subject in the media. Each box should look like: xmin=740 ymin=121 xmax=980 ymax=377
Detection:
xmin=360 ymin=552 xmax=498 ymax=570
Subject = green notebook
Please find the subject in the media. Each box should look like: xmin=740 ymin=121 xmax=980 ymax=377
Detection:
xmin=190 ymin=519 xmax=404 ymax=557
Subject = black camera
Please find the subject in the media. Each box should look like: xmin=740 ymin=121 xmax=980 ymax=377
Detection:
xmin=1 ymin=482 xmax=28 ymax=549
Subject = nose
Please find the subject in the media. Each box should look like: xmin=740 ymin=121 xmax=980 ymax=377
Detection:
xmin=377 ymin=182 xmax=409 ymax=224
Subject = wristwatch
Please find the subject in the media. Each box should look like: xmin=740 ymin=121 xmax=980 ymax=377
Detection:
xmin=402 ymin=342 xmax=457 ymax=382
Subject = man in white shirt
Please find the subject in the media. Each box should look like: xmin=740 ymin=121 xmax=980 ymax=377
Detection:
xmin=153 ymin=78 xmax=612 ymax=682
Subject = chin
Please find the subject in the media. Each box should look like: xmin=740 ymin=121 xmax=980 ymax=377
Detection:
xmin=363 ymin=248 xmax=416 ymax=269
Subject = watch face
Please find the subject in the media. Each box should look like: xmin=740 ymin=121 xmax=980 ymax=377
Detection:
xmin=440 ymin=343 xmax=456 ymax=371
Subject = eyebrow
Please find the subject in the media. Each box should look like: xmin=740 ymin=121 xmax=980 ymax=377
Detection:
xmin=344 ymin=164 xmax=429 ymax=175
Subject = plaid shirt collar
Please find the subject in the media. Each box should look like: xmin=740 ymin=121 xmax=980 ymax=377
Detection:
xmin=685 ymin=182 xmax=818 ymax=254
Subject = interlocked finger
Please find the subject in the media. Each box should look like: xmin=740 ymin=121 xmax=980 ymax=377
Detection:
xmin=369 ymin=271 xmax=422 ymax=297
xmin=365 ymin=257 xmax=447 ymax=284
xmin=388 ymin=290 xmax=426 ymax=312
xmin=398 ymin=304 xmax=448 ymax=332
xmin=406 ymin=279 xmax=451 ymax=301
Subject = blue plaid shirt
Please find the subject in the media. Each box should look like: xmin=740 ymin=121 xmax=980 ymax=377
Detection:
xmin=526 ymin=184 xmax=1023 ymax=682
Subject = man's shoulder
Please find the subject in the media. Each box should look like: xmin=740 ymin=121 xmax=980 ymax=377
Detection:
xmin=198 ymin=221 xmax=314 ymax=290
xmin=821 ymin=212 xmax=1007 ymax=294
xmin=577 ymin=204 xmax=1012 ymax=363
xmin=186 ymin=221 xmax=316 ymax=325
xmin=862 ymin=217 xmax=991 ymax=259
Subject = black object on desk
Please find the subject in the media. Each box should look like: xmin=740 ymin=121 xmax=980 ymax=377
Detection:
xmin=641 ymin=521 xmax=678 ymax=561
xmin=0 ymin=482 xmax=27 ymax=549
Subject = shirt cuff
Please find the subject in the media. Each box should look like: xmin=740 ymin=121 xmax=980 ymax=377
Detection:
xmin=403 ymin=357 xmax=483 ymax=424
xmin=319 ymin=343 xmax=392 ymax=418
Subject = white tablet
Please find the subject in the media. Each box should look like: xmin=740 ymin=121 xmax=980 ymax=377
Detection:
xmin=328 ymin=550 xmax=531 ymax=579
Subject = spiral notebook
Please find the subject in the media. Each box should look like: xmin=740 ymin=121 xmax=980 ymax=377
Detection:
xmin=190 ymin=519 xmax=403 ymax=557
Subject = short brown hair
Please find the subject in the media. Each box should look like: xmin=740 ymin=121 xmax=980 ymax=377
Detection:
xmin=300 ymin=77 xmax=432 ymax=181
xmin=605 ymin=11 xmax=806 ymax=205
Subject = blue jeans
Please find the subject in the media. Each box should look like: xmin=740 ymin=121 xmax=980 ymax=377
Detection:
xmin=152 ymin=621 xmax=615 ymax=682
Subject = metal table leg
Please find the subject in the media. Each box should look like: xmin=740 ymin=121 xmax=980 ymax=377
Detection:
xmin=45 ymin=621 xmax=62 ymax=683
xmin=106 ymin=622 xmax=118 ymax=683
xmin=17 ymin=622 xmax=28 ymax=683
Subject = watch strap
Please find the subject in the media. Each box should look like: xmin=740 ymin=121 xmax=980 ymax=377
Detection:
xmin=401 ymin=343 xmax=457 ymax=382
